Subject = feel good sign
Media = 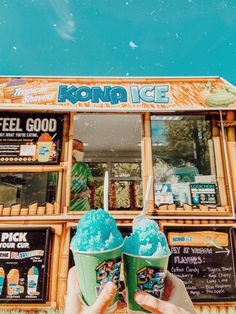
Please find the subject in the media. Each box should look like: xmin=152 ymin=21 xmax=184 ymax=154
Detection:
xmin=0 ymin=117 xmax=57 ymax=133
xmin=0 ymin=112 xmax=63 ymax=165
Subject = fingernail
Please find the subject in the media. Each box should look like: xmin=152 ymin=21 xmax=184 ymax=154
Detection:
xmin=134 ymin=291 xmax=144 ymax=304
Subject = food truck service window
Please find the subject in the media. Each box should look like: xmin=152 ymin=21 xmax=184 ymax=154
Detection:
xmin=72 ymin=114 xmax=142 ymax=211
xmin=88 ymin=162 xmax=142 ymax=210
xmin=151 ymin=113 xmax=233 ymax=214
xmin=0 ymin=172 xmax=58 ymax=213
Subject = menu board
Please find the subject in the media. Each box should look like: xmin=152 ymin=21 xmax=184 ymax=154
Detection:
xmin=0 ymin=113 xmax=63 ymax=164
xmin=0 ymin=227 xmax=51 ymax=303
xmin=164 ymin=225 xmax=236 ymax=302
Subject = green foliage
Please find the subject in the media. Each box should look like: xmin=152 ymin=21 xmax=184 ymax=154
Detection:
xmin=88 ymin=163 xmax=108 ymax=177
xmin=152 ymin=116 xmax=212 ymax=179
xmin=112 ymin=163 xmax=141 ymax=177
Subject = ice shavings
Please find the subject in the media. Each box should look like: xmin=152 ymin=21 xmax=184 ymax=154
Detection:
xmin=71 ymin=209 xmax=123 ymax=252
xmin=124 ymin=218 xmax=170 ymax=257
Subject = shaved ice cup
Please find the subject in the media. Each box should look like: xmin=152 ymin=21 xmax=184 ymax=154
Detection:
xmin=72 ymin=243 xmax=123 ymax=313
xmin=123 ymin=252 xmax=170 ymax=314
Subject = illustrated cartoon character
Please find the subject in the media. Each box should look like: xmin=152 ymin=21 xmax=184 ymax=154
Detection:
xmin=106 ymin=260 xmax=114 ymax=273
xmin=137 ymin=266 xmax=165 ymax=298
xmin=110 ymin=260 xmax=121 ymax=284
xmin=146 ymin=267 xmax=155 ymax=279
xmin=96 ymin=263 xmax=108 ymax=284
xmin=95 ymin=258 xmax=121 ymax=296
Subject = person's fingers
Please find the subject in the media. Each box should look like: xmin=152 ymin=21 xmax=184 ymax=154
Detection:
xmin=116 ymin=300 xmax=126 ymax=310
xmin=134 ymin=291 xmax=178 ymax=314
xmin=164 ymin=272 xmax=196 ymax=313
xmin=90 ymin=282 xmax=117 ymax=314
xmin=80 ymin=192 xmax=88 ymax=199
xmin=64 ymin=267 xmax=82 ymax=314
xmin=166 ymin=271 xmax=185 ymax=288
xmin=67 ymin=266 xmax=79 ymax=290
xmin=162 ymin=271 xmax=174 ymax=301
xmin=121 ymin=289 xmax=127 ymax=303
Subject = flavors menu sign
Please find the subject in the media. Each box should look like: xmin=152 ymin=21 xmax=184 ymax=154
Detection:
xmin=164 ymin=225 xmax=236 ymax=302
xmin=0 ymin=227 xmax=51 ymax=303
xmin=0 ymin=113 xmax=63 ymax=164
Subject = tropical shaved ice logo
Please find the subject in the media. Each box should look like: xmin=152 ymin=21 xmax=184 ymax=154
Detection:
xmin=37 ymin=132 xmax=52 ymax=162
xmin=27 ymin=266 xmax=39 ymax=295
xmin=0 ymin=268 xmax=5 ymax=295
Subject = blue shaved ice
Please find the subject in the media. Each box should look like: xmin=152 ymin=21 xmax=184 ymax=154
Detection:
xmin=123 ymin=218 xmax=170 ymax=257
xmin=70 ymin=209 xmax=123 ymax=252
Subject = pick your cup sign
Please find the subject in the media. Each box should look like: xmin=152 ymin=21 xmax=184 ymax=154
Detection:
xmin=0 ymin=227 xmax=50 ymax=303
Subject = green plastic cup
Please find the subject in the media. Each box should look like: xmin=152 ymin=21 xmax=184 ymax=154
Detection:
xmin=72 ymin=243 xmax=123 ymax=313
xmin=123 ymin=252 xmax=170 ymax=314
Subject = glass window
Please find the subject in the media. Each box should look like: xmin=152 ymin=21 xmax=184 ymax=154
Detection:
xmin=112 ymin=162 xmax=141 ymax=178
xmin=88 ymin=162 xmax=142 ymax=210
xmin=89 ymin=163 xmax=108 ymax=177
xmin=0 ymin=172 xmax=58 ymax=207
xmin=94 ymin=181 xmax=104 ymax=209
xmin=72 ymin=114 xmax=143 ymax=211
xmin=151 ymin=114 xmax=223 ymax=209
xmin=112 ymin=180 xmax=142 ymax=210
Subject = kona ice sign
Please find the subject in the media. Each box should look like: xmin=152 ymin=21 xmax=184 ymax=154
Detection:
xmin=58 ymin=84 xmax=170 ymax=105
xmin=0 ymin=76 xmax=234 ymax=111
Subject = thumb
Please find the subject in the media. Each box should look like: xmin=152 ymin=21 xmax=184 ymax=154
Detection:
xmin=90 ymin=282 xmax=117 ymax=314
xmin=134 ymin=291 xmax=177 ymax=314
